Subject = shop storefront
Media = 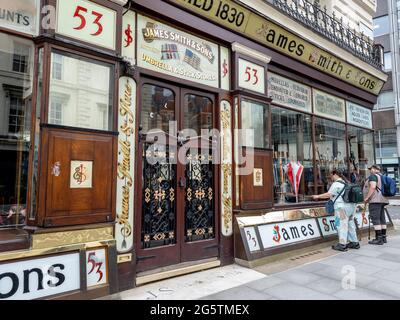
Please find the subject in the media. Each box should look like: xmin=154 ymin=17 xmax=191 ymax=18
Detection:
xmin=0 ymin=0 xmax=391 ymax=299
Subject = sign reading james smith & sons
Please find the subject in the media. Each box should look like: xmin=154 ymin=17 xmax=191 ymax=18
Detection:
xmin=313 ymin=89 xmax=346 ymax=122
xmin=0 ymin=0 xmax=39 ymax=35
xmin=268 ymin=73 xmax=312 ymax=113
xmin=137 ymin=14 xmax=219 ymax=88
xmin=346 ymin=101 xmax=373 ymax=129
xmin=168 ymin=0 xmax=385 ymax=95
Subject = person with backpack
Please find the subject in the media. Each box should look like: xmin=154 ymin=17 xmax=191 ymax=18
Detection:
xmin=363 ymin=165 xmax=390 ymax=245
xmin=313 ymin=170 xmax=360 ymax=252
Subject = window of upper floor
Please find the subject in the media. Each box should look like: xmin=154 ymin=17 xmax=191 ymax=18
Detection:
xmin=384 ymin=51 xmax=392 ymax=71
xmin=373 ymin=15 xmax=390 ymax=37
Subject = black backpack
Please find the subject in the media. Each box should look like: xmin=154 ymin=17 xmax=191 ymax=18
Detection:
xmin=337 ymin=181 xmax=364 ymax=204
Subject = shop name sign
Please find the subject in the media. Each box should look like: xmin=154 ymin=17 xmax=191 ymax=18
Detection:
xmin=268 ymin=73 xmax=312 ymax=112
xmin=138 ymin=14 xmax=219 ymax=88
xmin=0 ymin=0 xmax=39 ymax=35
xmin=56 ymin=0 xmax=117 ymax=50
xmin=313 ymin=89 xmax=346 ymax=122
xmin=168 ymin=0 xmax=385 ymax=95
xmin=116 ymin=77 xmax=136 ymax=253
xmin=258 ymin=218 xmax=321 ymax=248
xmin=347 ymin=102 xmax=373 ymax=129
xmin=0 ymin=253 xmax=80 ymax=300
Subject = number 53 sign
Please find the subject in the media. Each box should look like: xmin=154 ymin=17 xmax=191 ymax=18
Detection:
xmin=86 ymin=248 xmax=108 ymax=287
xmin=56 ymin=0 xmax=117 ymax=50
xmin=238 ymin=58 xmax=265 ymax=94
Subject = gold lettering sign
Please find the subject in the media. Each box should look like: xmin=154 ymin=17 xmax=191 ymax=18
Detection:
xmin=116 ymin=77 xmax=136 ymax=253
xmin=168 ymin=0 xmax=385 ymax=95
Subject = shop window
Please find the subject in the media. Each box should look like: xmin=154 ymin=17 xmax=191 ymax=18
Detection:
xmin=0 ymin=34 xmax=34 ymax=229
xmin=315 ymin=118 xmax=347 ymax=193
xmin=376 ymin=128 xmax=398 ymax=158
xmin=184 ymin=94 xmax=213 ymax=133
xmin=272 ymin=107 xmax=314 ymax=204
xmin=373 ymin=15 xmax=390 ymax=37
xmin=347 ymin=126 xmax=374 ymax=184
xmin=48 ymin=51 xmax=114 ymax=131
xmin=240 ymin=99 xmax=269 ymax=149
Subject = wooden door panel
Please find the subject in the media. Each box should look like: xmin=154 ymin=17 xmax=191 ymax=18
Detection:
xmin=40 ymin=127 xmax=115 ymax=227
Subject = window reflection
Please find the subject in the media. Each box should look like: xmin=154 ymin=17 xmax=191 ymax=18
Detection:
xmin=0 ymin=34 xmax=34 ymax=228
xmin=48 ymin=51 xmax=113 ymax=131
xmin=140 ymin=84 xmax=175 ymax=134
xmin=272 ymin=107 xmax=314 ymax=204
xmin=315 ymin=118 xmax=347 ymax=192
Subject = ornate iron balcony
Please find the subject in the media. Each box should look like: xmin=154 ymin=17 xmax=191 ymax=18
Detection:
xmin=269 ymin=0 xmax=383 ymax=70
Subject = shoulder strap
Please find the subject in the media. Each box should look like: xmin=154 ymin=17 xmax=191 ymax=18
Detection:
xmin=374 ymin=174 xmax=383 ymax=193
xmin=333 ymin=180 xmax=346 ymax=205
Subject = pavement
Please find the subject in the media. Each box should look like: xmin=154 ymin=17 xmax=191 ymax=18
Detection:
xmin=102 ymin=206 xmax=400 ymax=301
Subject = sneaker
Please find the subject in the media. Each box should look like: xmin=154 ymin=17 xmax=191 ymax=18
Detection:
xmin=346 ymin=242 xmax=360 ymax=250
xmin=332 ymin=243 xmax=348 ymax=252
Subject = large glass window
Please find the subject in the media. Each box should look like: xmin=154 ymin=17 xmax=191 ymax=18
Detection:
xmin=240 ymin=99 xmax=269 ymax=149
xmin=48 ymin=51 xmax=114 ymax=131
xmin=375 ymin=91 xmax=395 ymax=110
xmin=315 ymin=118 xmax=347 ymax=193
xmin=347 ymin=126 xmax=374 ymax=184
xmin=272 ymin=107 xmax=314 ymax=204
xmin=0 ymin=34 xmax=34 ymax=229
xmin=373 ymin=15 xmax=390 ymax=37
xmin=384 ymin=52 xmax=392 ymax=71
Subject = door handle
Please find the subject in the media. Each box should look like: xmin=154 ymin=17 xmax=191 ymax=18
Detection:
xmin=179 ymin=177 xmax=186 ymax=188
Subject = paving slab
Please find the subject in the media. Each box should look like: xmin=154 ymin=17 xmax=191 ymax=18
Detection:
xmin=305 ymin=278 xmax=344 ymax=295
xmin=333 ymin=288 xmax=397 ymax=300
xmin=366 ymin=279 xmax=400 ymax=298
xmin=274 ymin=269 xmax=323 ymax=286
xmin=263 ymin=282 xmax=337 ymax=300
xmin=245 ymin=277 xmax=285 ymax=292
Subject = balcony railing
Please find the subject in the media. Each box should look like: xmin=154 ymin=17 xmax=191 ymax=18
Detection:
xmin=269 ymin=0 xmax=383 ymax=70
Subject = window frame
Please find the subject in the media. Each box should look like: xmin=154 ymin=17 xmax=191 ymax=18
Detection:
xmin=44 ymin=46 xmax=118 ymax=133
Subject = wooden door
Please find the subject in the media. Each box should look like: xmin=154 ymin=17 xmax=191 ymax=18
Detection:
xmin=136 ymin=80 xmax=218 ymax=272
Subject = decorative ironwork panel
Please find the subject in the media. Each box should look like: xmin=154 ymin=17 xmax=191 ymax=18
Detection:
xmin=271 ymin=0 xmax=383 ymax=69
xmin=141 ymin=144 xmax=177 ymax=248
xmin=185 ymin=148 xmax=215 ymax=242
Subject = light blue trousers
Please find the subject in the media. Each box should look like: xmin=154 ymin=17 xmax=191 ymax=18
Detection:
xmin=335 ymin=206 xmax=358 ymax=245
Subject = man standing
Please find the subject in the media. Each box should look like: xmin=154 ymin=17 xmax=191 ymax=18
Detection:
xmin=363 ymin=165 xmax=389 ymax=245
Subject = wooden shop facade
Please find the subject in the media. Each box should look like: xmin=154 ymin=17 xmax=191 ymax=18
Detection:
xmin=0 ymin=0 xmax=389 ymax=299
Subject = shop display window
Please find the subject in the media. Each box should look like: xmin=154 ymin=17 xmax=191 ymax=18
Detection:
xmin=315 ymin=117 xmax=347 ymax=193
xmin=240 ymin=99 xmax=269 ymax=149
xmin=48 ymin=51 xmax=114 ymax=131
xmin=272 ymin=107 xmax=314 ymax=204
xmin=347 ymin=126 xmax=374 ymax=184
xmin=0 ymin=34 xmax=34 ymax=229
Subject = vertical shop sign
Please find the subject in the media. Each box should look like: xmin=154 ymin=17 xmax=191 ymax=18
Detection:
xmin=86 ymin=248 xmax=108 ymax=287
xmin=220 ymin=46 xmax=230 ymax=91
xmin=268 ymin=73 xmax=312 ymax=113
xmin=346 ymin=102 xmax=373 ymax=129
xmin=122 ymin=10 xmax=136 ymax=65
xmin=220 ymin=100 xmax=233 ymax=236
xmin=137 ymin=14 xmax=219 ymax=88
xmin=56 ymin=0 xmax=117 ymax=50
xmin=313 ymin=89 xmax=346 ymax=122
xmin=238 ymin=58 xmax=265 ymax=94
xmin=115 ymin=77 xmax=136 ymax=253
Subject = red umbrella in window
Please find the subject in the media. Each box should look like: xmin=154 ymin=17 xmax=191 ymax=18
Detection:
xmin=286 ymin=161 xmax=304 ymax=203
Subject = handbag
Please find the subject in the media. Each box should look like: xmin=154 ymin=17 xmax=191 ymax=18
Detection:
xmin=325 ymin=183 xmax=346 ymax=215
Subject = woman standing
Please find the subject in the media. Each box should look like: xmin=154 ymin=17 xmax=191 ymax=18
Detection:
xmin=312 ymin=170 xmax=360 ymax=251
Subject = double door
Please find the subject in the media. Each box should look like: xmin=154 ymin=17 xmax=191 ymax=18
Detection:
xmin=136 ymin=79 xmax=218 ymax=272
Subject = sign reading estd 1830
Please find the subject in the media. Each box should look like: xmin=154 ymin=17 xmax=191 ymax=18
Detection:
xmin=56 ymin=0 xmax=117 ymax=50
xmin=168 ymin=0 xmax=386 ymax=95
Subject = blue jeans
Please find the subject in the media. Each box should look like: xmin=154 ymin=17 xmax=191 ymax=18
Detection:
xmin=335 ymin=206 xmax=358 ymax=245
